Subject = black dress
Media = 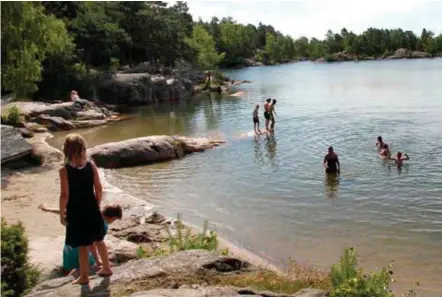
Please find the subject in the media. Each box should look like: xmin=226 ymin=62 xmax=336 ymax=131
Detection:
xmin=65 ymin=161 xmax=105 ymax=248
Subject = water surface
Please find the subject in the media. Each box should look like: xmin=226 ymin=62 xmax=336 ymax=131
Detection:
xmin=50 ymin=59 xmax=442 ymax=296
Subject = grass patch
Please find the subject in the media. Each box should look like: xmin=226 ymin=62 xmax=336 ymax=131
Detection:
xmin=137 ymin=214 xmax=227 ymax=259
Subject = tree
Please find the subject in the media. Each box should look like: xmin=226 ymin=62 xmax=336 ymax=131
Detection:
xmin=185 ymin=25 xmax=225 ymax=70
xmin=1 ymin=2 xmax=73 ymax=95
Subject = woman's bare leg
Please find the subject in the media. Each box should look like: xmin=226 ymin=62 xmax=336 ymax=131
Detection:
xmin=95 ymin=240 xmax=112 ymax=276
xmin=72 ymin=246 xmax=90 ymax=284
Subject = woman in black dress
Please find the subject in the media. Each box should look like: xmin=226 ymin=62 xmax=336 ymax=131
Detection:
xmin=59 ymin=133 xmax=112 ymax=285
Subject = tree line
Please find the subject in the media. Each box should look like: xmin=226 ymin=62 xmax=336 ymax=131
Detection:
xmin=2 ymin=1 xmax=442 ymax=99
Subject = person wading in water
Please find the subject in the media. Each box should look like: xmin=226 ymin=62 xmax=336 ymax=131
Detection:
xmin=323 ymin=146 xmax=340 ymax=174
xmin=263 ymin=98 xmax=272 ymax=132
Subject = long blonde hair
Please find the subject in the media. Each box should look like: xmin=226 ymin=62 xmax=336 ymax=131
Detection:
xmin=63 ymin=133 xmax=87 ymax=164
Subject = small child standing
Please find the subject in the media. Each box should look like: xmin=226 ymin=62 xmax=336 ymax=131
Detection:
xmin=253 ymin=104 xmax=260 ymax=134
xmin=60 ymin=133 xmax=112 ymax=285
xmin=38 ymin=203 xmax=122 ymax=276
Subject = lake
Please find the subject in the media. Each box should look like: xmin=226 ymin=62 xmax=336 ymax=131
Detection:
xmin=50 ymin=59 xmax=442 ymax=296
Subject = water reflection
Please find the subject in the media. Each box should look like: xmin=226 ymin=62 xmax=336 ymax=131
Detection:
xmin=252 ymin=135 xmax=265 ymax=167
xmin=325 ymin=172 xmax=340 ymax=200
xmin=264 ymin=134 xmax=277 ymax=169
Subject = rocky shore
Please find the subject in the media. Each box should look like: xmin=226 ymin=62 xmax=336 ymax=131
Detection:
xmin=1 ymin=125 xmax=328 ymax=297
xmin=314 ymin=48 xmax=434 ymax=63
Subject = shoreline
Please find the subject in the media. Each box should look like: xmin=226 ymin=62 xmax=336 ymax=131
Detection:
xmin=1 ymin=131 xmax=283 ymax=277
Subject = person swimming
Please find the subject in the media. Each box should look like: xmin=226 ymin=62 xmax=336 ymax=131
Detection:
xmin=390 ymin=151 xmax=409 ymax=167
xmin=376 ymin=136 xmax=384 ymax=149
xmin=379 ymin=144 xmax=391 ymax=159
xmin=263 ymin=98 xmax=272 ymax=131
xmin=323 ymin=146 xmax=340 ymax=174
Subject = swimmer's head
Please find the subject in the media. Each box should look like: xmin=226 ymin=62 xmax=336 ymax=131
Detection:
xmin=397 ymin=151 xmax=402 ymax=158
xmin=378 ymin=136 xmax=383 ymax=142
xmin=255 ymin=104 xmax=259 ymax=109
xmin=266 ymin=98 xmax=271 ymax=103
xmin=272 ymin=99 xmax=277 ymax=105
xmin=328 ymin=146 xmax=334 ymax=152
xmin=383 ymin=144 xmax=389 ymax=149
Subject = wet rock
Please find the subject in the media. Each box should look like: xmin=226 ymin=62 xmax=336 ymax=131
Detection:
xmin=71 ymin=119 xmax=108 ymax=129
xmin=32 ymin=115 xmax=76 ymax=131
xmin=26 ymin=250 xmax=253 ymax=297
xmin=87 ymin=135 xmax=225 ymax=168
xmin=76 ymin=110 xmax=106 ymax=120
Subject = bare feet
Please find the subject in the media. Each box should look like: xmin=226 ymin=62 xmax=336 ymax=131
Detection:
xmin=97 ymin=268 xmax=113 ymax=277
xmin=72 ymin=276 xmax=89 ymax=285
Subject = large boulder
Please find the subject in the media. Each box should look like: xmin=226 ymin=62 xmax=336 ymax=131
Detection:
xmin=87 ymin=135 xmax=225 ymax=168
xmin=96 ymin=72 xmax=191 ymax=106
xmin=26 ymin=250 xmax=253 ymax=297
xmin=1 ymin=125 xmax=34 ymax=164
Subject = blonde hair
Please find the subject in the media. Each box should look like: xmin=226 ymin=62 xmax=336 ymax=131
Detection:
xmin=63 ymin=133 xmax=87 ymax=163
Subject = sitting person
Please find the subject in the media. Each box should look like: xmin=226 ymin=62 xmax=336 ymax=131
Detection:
xmin=38 ymin=203 xmax=123 ymax=275
xmin=70 ymin=90 xmax=90 ymax=110
xmin=379 ymin=144 xmax=391 ymax=159
xmin=389 ymin=151 xmax=410 ymax=167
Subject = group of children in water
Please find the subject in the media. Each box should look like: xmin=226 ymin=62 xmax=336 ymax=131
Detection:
xmin=376 ymin=136 xmax=410 ymax=166
xmin=253 ymin=98 xmax=277 ymax=134
xmin=39 ymin=133 xmax=122 ymax=285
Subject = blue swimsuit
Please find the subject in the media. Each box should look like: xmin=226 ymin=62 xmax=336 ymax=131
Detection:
xmin=62 ymin=222 xmax=108 ymax=270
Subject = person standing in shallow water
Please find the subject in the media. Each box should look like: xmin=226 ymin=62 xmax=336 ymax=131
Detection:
xmin=252 ymin=104 xmax=260 ymax=134
xmin=60 ymin=133 xmax=112 ymax=285
xmin=269 ymin=99 xmax=277 ymax=132
xmin=323 ymin=146 xmax=340 ymax=174
xmin=263 ymin=98 xmax=272 ymax=131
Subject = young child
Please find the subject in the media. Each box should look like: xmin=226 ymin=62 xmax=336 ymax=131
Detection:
xmin=389 ymin=151 xmax=410 ymax=167
xmin=252 ymin=104 xmax=260 ymax=134
xmin=60 ymin=133 xmax=112 ymax=285
xmin=38 ymin=203 xmax=122 ymax=276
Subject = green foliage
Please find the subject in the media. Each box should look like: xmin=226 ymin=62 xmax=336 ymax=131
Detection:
xmin=1 ymin=2 xmax=73 ymax=96
xmin=2 ymin=1 xmax=442 ymax=99
xmin=1 ymin=106 xmax=22 ymax=127
xmin=1 ymin=219 xmax=40 ymax=297
xmin=185 ymin=25 xmax=225 ymax=70
xmin=330 ymin=248 xmax=394 ymax=297
xmin=167 ymin=214 xmax=218 ymax=253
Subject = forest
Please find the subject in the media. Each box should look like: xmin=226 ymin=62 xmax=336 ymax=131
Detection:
xmin=2 ymin=1 xmax=442 ymax=99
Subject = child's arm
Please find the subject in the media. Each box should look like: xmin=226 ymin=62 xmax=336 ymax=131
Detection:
xmin=403 ymin=154 xmax=410 ymax=160
xmin=38 ymin=204 xmax=60 ymax=215
xmin=91 ymin=161 xmax=103 ymax=206
xmin=59 ymin=168 xmax=69 ymax=225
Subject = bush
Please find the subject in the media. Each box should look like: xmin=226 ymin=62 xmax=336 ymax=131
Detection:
xmin=1 ymin=219 xmax=40 ymax=297
xmin=330 ymin=248 xmax=394 ymax=297
xmin=1 ymin=105 xmax=22 ymax=127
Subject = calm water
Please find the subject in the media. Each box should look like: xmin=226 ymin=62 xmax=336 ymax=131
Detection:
xmin=50 ymin=59 xmax=442 ymax=296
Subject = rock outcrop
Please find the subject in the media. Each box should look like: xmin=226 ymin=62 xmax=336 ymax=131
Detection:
xmin=25 ymin=250 xmax=254 ymax=297
xmin=88 ymin=135 xmax=225 ymax=168
xmin=1 ymin=125 xmax=34 ymax=164
xmin=385 ymin=48 xmax=432 ymax=59
xmin=2 ymin=101 xmax=125 ymax=132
